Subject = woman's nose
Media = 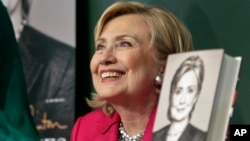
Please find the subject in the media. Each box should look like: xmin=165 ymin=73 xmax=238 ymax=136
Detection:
xmin=100 ymin=47 xmax=116 ymax=65
xmin=179 ymin=94 xmax=186 ymax=105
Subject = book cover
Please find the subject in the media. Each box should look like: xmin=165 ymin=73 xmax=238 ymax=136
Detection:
xmin=152 ymin=49 xmax=241 ymax=141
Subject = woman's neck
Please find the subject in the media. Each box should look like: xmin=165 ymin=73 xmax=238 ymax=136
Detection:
xmin=112 ymin=92 xmax=158 ymax=135
xmin=165 ymin=119 xmax=189 ymax=141
xmin=168 ymin=118 xmax=189 ymax=135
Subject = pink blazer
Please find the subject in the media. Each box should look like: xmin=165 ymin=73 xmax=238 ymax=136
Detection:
xmin=71 ymin=107 xmax=156 ymax=141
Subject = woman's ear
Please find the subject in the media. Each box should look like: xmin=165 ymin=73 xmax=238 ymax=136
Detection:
xmin=159 ymin=59 xmax=166 ymax=74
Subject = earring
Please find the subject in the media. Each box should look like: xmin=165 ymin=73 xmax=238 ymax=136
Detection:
xmin=155 ymin=74 xmax=163 ymax=86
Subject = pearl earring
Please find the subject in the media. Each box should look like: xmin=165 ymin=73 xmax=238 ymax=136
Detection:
xmin=155 ymin=74 xmax=163 ymax=86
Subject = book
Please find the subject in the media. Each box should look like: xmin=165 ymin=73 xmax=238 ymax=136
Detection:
xmin=152 ymin=49 xmax=242 ymax=141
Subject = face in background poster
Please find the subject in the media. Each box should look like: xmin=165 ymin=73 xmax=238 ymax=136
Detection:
xmin=2 ymin=0 xmax=75 ymax=140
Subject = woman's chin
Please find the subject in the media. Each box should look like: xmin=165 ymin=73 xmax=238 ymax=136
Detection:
xmin=99 ymin=92 xmax=119 ymax=99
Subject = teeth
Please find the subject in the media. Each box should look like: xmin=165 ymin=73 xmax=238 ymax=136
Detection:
xmin=101 ymin=72 xmax=122 ymax=78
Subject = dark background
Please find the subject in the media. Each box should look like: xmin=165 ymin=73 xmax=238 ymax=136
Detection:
xmin=75 ymin=0 xmax=250 ymax=126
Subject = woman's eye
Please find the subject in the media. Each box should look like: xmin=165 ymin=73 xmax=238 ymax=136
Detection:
xmin=188 ymin=88 xmax=194 ymax=93
xmin=120 ymin=41 xmax=132 ymax=47
xmin=174 ymin=88 xmax=182 ymax=95
xmin=188 ymin=87 xmax=196 ymax=94
xmin=96 ymin=44 xmax=105 ymax=51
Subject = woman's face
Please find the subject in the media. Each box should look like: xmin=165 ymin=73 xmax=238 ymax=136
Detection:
xmin=90 ymin=14 xmax=159 ymax=103
xmin=170 ymin=70 xmax=198 ymax=121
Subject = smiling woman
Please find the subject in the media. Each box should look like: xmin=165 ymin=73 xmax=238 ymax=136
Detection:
xmin=71 ymin=1 xmax=193 ymax=141
xmin=91 ymin=14 xmax=156 ymax=103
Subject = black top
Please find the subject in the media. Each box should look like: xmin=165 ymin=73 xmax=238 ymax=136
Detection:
xmin=153 ymin=123 xmax=206 ymax=141
xmin=19 ymin=25 xmax=75 ymax=140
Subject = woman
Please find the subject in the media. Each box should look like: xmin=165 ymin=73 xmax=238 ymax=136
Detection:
xmin=153 ymin=56 xmax=206 ymax=141
xmin=71 ymin=1 xmax=193 ymax=141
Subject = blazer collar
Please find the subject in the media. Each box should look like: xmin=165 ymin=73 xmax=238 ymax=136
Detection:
xmin=97 ymin=111 xmax=121 ymax=134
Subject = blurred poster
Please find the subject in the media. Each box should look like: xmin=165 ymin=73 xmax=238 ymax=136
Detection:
xmin=2 ymin=0 xmax=75 ymax=140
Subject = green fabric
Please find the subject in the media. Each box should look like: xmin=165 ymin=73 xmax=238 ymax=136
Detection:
xmin=0 ymin=1 xmax=39 ymax=141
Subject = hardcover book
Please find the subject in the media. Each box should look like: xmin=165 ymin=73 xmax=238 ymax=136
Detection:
xmin=152 ymin=49 xmax=242 ymax=141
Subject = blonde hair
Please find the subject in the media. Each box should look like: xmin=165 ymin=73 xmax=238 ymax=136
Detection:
xmin=87 ymin=1 xmax=193 ymax=116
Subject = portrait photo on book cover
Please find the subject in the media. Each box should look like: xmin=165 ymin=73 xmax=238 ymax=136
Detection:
xmin=153 ymin=50 xmax=224 ymax=141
